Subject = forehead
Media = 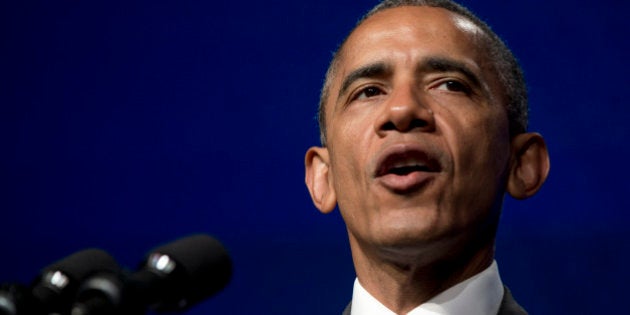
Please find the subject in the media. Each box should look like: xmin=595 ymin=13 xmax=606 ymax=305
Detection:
xmin=336 ymin=6 xmax=486 ymax=78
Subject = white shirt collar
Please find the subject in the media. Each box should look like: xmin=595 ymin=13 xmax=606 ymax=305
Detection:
xmin=351 ymin=260 xmax=504 ymax=315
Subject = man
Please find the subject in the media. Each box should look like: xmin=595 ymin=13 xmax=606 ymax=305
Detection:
xmin=304 ymin=0 xmax=550 ymax=314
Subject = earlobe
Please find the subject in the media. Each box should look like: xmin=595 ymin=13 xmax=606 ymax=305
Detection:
xmin=507 ymin=133 xmax=551 ymax=199
xmin=305 ymin=147 xmax=337 ymax=213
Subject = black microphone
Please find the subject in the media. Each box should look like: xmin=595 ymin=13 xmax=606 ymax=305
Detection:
xmin=0 ymin=249 xmax=120 ymax=315
xmin=72 ymin=234 xmax=232 ymax=314
xmin=0 ymin=283 xmax=31 ymax=315
xmin=31 ymin=248 xmax=120 ymax=315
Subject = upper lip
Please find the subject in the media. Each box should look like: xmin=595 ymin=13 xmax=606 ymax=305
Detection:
xmin=373 ymin=143 xmax=442 ymax=177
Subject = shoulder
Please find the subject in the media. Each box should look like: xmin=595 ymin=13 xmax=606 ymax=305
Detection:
xmin=342 ymin=302 xmax=351 ymax=315
xmin=498 ymin=287 xmax=528 ymax=315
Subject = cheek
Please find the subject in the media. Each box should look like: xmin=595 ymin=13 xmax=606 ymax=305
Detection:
xmin=327 ymin=119 xmax=368 ymax=195
xmin=329 ymin=108 xmax=376 ymax=172
xmin=437 ymin=107 xmax=511 ymax=204
xmin=327 ymin=109 xmax=379 ymax=218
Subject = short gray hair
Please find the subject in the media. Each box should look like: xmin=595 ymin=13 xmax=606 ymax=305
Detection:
xmin=317 ymin=0 xmax=527 ymax=146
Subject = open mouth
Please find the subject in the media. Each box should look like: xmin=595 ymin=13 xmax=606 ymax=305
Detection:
xmin=388 ymin=164 xmax=431 ymax=176
xmin=373 ymin=146 xmax=442 ymax=192
xmin=375 ymin=151 xmax=440 ymax=177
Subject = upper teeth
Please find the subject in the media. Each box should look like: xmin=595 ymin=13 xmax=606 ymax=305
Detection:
xmin=391 ymin=158 xmax=425 ymax=169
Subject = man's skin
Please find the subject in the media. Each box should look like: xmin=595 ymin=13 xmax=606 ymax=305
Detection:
xmin=305 ymin=6 xmax=549 ymax=314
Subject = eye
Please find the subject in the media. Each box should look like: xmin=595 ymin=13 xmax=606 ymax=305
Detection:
xmin=435 ymin=80 xmax=471 ymax=94
xmin=354 ymin=86 xmax=384 ymax=100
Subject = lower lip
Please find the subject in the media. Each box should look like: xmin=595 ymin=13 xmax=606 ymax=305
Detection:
xmin=376 ymin=171 xmax=435 ymax=193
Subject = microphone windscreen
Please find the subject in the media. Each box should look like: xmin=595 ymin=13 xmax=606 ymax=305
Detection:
xmin=146 ymin=234 xmax=232 ymax=311
xmin=32 ymin=249 xmax=119 ymax=313
xmin=42 ymin=249 xmax=119 ymax=281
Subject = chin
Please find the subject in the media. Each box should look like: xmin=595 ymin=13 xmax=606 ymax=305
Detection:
xmin=374 ymin=220 xmax=449 ymax=249
xmin=369 ymin=214 xmax=467 ymax=259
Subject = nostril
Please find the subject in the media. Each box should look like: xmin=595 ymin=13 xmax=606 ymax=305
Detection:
xmin=409 ymin=119 xmax=428 ymax=129
xmin=382 ymin=121 xmax=397 ymax=131
xmin=377 ymin=107 xmax=435 ymax=134
xmin=381 ymin=118 xmax=428 ymax=132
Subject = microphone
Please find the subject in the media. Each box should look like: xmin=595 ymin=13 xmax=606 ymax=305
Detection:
xmin=31 ymin=249 xmax=120 ymax=315
xmin=0 ymin=249 xmax=120 ymax=315
xmin=72 ymin=234 xmax=232 ymax=314
xmin=0 ymin=283 xmax=30 ymax=315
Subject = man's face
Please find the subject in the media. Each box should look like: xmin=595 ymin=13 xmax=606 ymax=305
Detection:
xmin=321 ymin=7 xmax=512 ymax=254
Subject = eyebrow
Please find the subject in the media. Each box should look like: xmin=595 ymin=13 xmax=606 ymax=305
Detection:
xmin=420 ymin=56 xmax=482 ymax=89
xmin=336 ymin=56 xmax=484 ymax=100
xmin=338 ymin=62 xmax=392 ymax=99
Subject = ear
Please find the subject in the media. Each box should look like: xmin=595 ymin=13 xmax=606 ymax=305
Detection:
xmin=507 ymin=132 xmax=550 ymax=199
xmin=305 ymin=146 xmax=337 ymax=214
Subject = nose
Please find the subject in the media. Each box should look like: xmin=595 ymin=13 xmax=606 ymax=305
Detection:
xmin=374 ymin=86 xmax=435 ymax=136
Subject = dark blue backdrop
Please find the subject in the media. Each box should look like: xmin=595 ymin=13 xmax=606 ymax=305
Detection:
xmin=1 ymin=0 xmax=628 ymax=314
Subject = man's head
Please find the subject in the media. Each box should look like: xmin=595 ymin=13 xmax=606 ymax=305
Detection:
xmin=318 ymin=0 xmax=528 ymax=146
xmin=305 ymin=1 xmax=549 ymax=265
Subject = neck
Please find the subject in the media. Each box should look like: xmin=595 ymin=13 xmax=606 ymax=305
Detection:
xmin=350 ymin=233 xmax=495 ymax=314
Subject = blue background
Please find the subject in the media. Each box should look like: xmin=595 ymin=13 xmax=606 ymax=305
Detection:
xmin=1 ymin=0 xmax=628 ymax=314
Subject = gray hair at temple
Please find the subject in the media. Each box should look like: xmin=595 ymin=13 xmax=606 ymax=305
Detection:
xmin=317 ymin=0 xmax=528 ymax=146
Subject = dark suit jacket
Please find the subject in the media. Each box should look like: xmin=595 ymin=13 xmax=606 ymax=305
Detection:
xmin=341 ymin=286 xmax=527 ymax=315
